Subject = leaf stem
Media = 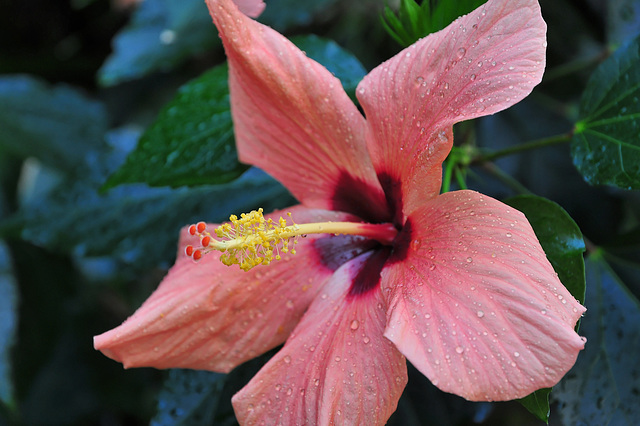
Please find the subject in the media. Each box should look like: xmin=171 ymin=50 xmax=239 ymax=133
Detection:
xmin=479 ymin=163 xmax=532 ymax=195
xmin=543 ymin=48 xmax=611 ymax=83
xmin=472 ymin=132 xmax=573 ymax=164
xmin=441 ymin=157 xmax=455 ymax=193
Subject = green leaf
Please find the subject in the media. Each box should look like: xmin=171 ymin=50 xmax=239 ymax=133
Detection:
xmin=505 ymin=195 xmax=586 ymax=423
xmin=571 ymin=35 xmax=640 ymax=189
xmin=518 ymin=388 xmax=551 ymax=424
xmin=98 ymin=0 xmax=217 ymax=86
xmin=3 ymin=159 xmax=290 ymax=268
xmin=291 ymin=35 xmax=367 ymax=98
xmin=0 ymin=242 xmax=18 ymax=411
xmin=259 ymin=0 xmax=340 ymax=31
xmin=553 ymin=255 xmax=640 ymax=425
xmin=0 ymin=75 xmax=107 ymax=174
xmin=104 ymin=64 xmax=245 ymax=190
xmin=505 ymin=195 xmax=586 ymax=304
xmin=381 ymin=0 xmax=486 ymax=47
xmin=99 ymin=0 xmax=342 ymax=86
xmin=104 ymin=35 xmax=366 ymax=190
xmin=607 ymin=0 xmax=640 ymax=46
xmin=152 ymin=369 xmax=226 ymax=426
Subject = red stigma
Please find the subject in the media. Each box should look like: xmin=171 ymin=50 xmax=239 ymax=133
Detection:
xmin=185 ymin=245 xmax=195 ymax=257
xmin=196 ymin=222 xmax=207 ymax=233
xmin=201 ymin=235 xmax=211 ymax=247
xmin=193 ymin=249 xmax=203 ymax=261
xmin=188 ymin=225 xmax=197 ymax=236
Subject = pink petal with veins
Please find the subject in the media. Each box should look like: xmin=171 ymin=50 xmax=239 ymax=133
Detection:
xmin=382 ymin=190 xmax=585 ymax=401
xmin=357 ymin=0 xmax=546 ymax=221
xmin=94 ymin=206 xmax=365 ymax=373
xmin=205 ymin=0 xmax=388 ymax=220
xmin=232 ymin=0 xmax=265 ymax=17
xmin=232 ymin=253 xmax=407 ymax=425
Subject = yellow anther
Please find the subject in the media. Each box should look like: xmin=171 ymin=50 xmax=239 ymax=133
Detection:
xmin=186 ymin=208 xmax=399 ymax=271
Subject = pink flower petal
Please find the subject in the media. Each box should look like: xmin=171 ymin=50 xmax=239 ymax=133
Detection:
xmin=232 ymin=0 xmax=265 ymax=18
xmin=232 ymin=253 xmax=407 ymax=425
xmin=94 ymin=206 xmax=367 ymax=373
xmin=205 ymin=0 xmax=388 ymax=219
xmin=382 ymin=190 xmax=585 ymax=401
xmin=357 ymin=0 xmax=546 ymax=220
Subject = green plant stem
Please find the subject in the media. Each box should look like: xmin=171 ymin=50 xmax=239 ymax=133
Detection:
xmin=543 ymin=48 xmax=611 ymax=83
xmin=472 ymin=132 xmax=572 ymax=164
xmin=454 ymin=167 xmax=468 ymax=190
xmin=480 ymin=163 xmax=532 ymax=195
xmin=441 ymin=158 xmax=455 ymax=193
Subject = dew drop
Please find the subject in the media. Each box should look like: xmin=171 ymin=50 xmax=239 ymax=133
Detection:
xmin=410 ymin=239 xmax=422 ymax=251
xmin=283 ymin=355 xmax=291 ymax=364
xmin=456 ymin=47 xmax=466 ymax=59
xmin=285 ymin=300 xmax=294 ymax=309
xmin=363 ymin=336 xmax=371 ymax=344
xmin=470 ymin=73 xmax=477 ymax=81
xmin=350 ymin=320 xmax=360 ymax=330
xmin=477 ymin=310 xmax=485 ymax=318
xmin=466 ymin=257 xmax=473 ymax=263
xmin=425 ymin=313 xmax=431 ymax=319
xmin=506 ymin=232 xmax=512 ymax=238
xmin=334 ymin=356 xmax=341 ymax=362
xmin=455 ymin=346 xmax=464 ymax=354
xmin=514 ymin=351 xmax=520 ymax=357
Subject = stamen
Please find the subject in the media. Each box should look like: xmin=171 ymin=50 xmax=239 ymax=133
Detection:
xmin=184 ymin=208 xmax=397 ymax=271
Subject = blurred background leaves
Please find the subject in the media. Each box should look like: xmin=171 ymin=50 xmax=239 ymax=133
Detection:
xmin=0 ymin=0 xmax=639 ymax=424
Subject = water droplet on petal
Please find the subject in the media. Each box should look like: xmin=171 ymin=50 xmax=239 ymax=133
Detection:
xmin=350 ymin=320 xmax=360 ymax=330
xmin=455 ymin=346 xmax=464 ymax=354
xmin=456 ymin=47 xmax=466 ymax=59
xmin=410 ymin=239 xmax=422 ymax=251
xmin=283 ymin=355 xmax=291 ymax=364
xmin=286 ymin=300 xmax=294 ymax=309
xmin=363 ymin=336 xmax=371 ymax=344
xmin=477 ymin=310 xmax=484 ymax=318
xmin=506 ymin=232 xmax=512 ymax=238
xmin=514 ymin=351 xmax=520 ymax=357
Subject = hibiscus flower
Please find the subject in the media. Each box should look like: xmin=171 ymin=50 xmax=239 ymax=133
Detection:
xmin=94 ymin=0 xmax=586 ymax=423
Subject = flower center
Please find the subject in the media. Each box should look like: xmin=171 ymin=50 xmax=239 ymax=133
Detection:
xmin=185 ymin=208 xmax=397 ymax=271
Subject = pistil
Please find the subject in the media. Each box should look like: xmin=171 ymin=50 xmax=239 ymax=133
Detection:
xmin=185 ymin=208 xmax=397 ymax=271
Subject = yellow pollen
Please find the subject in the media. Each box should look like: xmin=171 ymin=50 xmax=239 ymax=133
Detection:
xmin=185 ymin=208 xmax=397 ymax=271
